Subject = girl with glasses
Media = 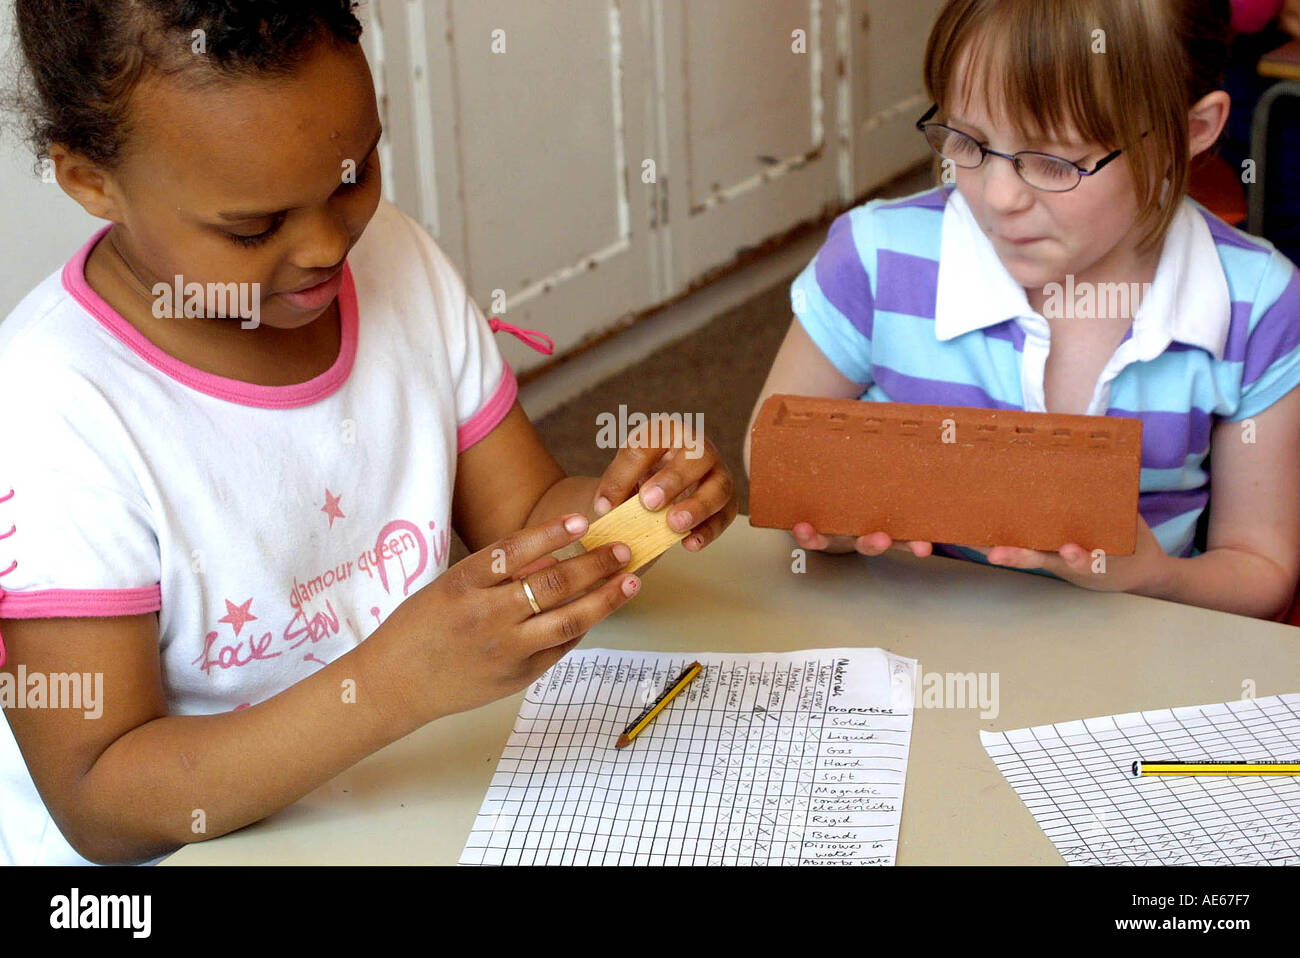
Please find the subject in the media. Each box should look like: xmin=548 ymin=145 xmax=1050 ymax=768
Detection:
xmin=747 ymin=0 xmax=1300 ymax=622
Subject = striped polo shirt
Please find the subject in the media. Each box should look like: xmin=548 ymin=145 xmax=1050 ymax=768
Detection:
xmin=790 ymin=185 xmax=1300 ymax=567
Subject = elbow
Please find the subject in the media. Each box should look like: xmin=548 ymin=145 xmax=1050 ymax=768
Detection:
xmin=1260 ymin=579 xmax=1298 ymax=624
xmin=1269 ymin=588 xmax=1298 ymax=624
xmin=1268 ymin=564 xmax=1299 ymax=623
xmin=57 ymin=810 xmax=186 ymax=866
xmin=75 ymin=833 xmax=184 ymax=867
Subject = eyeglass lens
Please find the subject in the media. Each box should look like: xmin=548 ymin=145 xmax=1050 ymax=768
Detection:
xmin=922 ymin=126 xmax=1081 ymax=192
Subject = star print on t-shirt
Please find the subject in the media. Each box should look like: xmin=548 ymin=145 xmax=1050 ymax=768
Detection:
xmin=321 ymin=489 xmax=345 ymax=527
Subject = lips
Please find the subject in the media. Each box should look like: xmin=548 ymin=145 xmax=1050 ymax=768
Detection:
xmin=278 ymin=267 xmax=345 ymax=311
xmin=282 ymin=268 xmax=342 ymax=295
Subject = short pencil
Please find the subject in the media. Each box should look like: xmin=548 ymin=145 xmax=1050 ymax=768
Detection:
xmin=616 ymin=662 xmax=703 ymax=749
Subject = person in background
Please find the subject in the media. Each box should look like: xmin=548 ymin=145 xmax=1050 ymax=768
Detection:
xmin=746 ymin=0 xmax=1300 ymax=621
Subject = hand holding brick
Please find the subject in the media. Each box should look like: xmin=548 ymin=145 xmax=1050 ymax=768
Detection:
xmin=748 ymin=395 xmax=1143 ymax=555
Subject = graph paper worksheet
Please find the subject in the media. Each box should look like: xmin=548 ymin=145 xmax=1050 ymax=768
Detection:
xmin=982 ymin=693 xmax=1300 ymax=865
xmin=461 ymin=648 xmax=917 ymax=866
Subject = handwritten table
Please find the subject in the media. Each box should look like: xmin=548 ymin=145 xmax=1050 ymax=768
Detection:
xmin=163 ymin=522 xmax=1300 ymax=865
xmin=460 ymin=649 xmax=915 ymax=866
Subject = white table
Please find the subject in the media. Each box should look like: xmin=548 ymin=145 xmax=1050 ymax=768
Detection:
xmin=163 ymin=521 xmax=1300 ymax=865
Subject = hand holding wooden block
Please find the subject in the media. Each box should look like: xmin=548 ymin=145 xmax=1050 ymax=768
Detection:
xmin=552 ymin=495 xmax=689 ymax=572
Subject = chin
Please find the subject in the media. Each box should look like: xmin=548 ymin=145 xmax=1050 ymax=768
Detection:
xmin=1000 ymin=248 xmax=1080 ymax=291
xmin=257 ymin=306 xmax=331 ymax=330
xmin=1001 ymin=262 xmax=1061 ymax=290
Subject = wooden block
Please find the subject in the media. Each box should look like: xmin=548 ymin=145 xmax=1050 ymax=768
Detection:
xmin=553 ymin=495 xmax=688 ymax=572
xmin=748 ymin=395 xmax=1143 ymax=554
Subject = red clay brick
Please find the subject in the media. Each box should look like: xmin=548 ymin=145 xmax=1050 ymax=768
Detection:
xmin=748 ymin=395 xmax=1143 ymax=554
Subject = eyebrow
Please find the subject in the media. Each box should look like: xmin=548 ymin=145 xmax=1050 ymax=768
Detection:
xmin=217 ymin=125 xmax=384 ymax=221
xmin=947 ymin=115 xmax=1083 ymax=150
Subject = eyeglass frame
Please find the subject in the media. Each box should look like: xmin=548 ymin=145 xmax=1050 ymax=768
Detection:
xmin=915 ymin=104 xmax=1140 ymax=193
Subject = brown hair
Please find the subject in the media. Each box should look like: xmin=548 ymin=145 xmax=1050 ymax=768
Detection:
xmin=922 ymin=0 xmax=1232 ymax=257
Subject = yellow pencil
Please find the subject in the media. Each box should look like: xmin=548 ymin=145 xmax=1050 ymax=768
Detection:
xmin=1132 ymin=761 xmax=1300 ymax=777
xmin=616 ymin=662 xmax=703 ymax=749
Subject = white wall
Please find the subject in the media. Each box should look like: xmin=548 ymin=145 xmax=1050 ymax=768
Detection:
xmin=0 ymin=1 xmax=104 ymax=319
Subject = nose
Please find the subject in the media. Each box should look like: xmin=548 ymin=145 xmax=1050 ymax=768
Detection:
xmin=291 ymin=207 xmax=352 ymax=272
xmin=977 ymin=154 xmax=1034 ymax=216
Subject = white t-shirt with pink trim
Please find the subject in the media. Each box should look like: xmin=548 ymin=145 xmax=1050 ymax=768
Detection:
xmin=0 ymin=198 xmax=519 ymax=865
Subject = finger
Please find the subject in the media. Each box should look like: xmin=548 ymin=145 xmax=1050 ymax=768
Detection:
xmin=987 ymin=546 xmax=1053 ymax=569
xmin=854 ymin=532 xmax=894 ymax=556
xmin=679 ymin=495 xmax=739 ymax=552
xmin=508 ymin=542 xmax=633 ymax=622
xmin=517 ymin=572 xmax=641 ymax=654
xmin=463 ymin=514 xmax=589 ymax=588
xmin=525 ymin=634 xmax=587 ymax=678
xmin=594 ymin=444 xmax=673 ymax=517
xmin=792 ymin=522 xmax=831 ymax=551
xmin=513 ymin=555 xmax=559 ymax=580
xmin=663 ymin=466 xmax=734 ymax=534
xmin=1056 ymin=542 xmax=1094 ymax=573
xmin=637 ymin=443 xmax=718 ymax=514
xmin=1058 ymin=542 xmax=1089 ymax=563
xmin=884 ymin=539 xmax=932 ymax=558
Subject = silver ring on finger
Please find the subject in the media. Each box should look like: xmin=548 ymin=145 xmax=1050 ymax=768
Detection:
xmin=521 ymin=577 xmax=543 ymax=616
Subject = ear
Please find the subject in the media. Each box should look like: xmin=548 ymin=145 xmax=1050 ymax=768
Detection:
xmin=48 ymin=143 xmax=122 ymax=222
xmin=1187 ymin=90 xmax=1231 ymax=160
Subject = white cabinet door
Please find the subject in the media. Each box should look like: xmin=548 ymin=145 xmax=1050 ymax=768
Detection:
xmin=849 ymin=0 xmax=944 ymax=197
xmin=655 ymin=0 xmax=841 ymax=294
xmin=363 ymin=1 xmax=942 ymax=374
xmin=368 ymin=0 xmax=658 ymax=374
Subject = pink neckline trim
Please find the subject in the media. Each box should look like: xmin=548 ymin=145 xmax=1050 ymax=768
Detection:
xmin=61 ymin=225 xmax=359 ymax=409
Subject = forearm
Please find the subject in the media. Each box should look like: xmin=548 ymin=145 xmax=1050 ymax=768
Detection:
xmin=68 ymin=628 xmax=419 ymax=864
xmin=1139 ymin=547 xmax=1296 ymax=621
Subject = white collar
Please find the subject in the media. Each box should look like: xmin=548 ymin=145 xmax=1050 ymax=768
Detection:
xmin=933 ymin=189 xmax=1231 ymax=359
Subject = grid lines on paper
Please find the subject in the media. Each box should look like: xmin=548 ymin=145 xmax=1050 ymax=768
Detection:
xmin=460 ymin=650 xmax=914 ymax=866
xmin=981 ymin=693 xmax=1300 ymax=866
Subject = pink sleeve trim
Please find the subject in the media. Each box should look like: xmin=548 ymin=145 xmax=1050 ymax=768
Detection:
xmin=0 ymin=585 xmax=161 ymax=619
xmin=0 ymin=586 xmax=161 ymax=668
xmin=457 ymin=363 xmax=518 ymax=453
xmin=61 ymin=227 xmax=359 ymax=410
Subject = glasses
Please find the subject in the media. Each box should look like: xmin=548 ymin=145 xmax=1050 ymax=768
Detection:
xmin=916 ymin=104 xmax=1134 ymax=193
